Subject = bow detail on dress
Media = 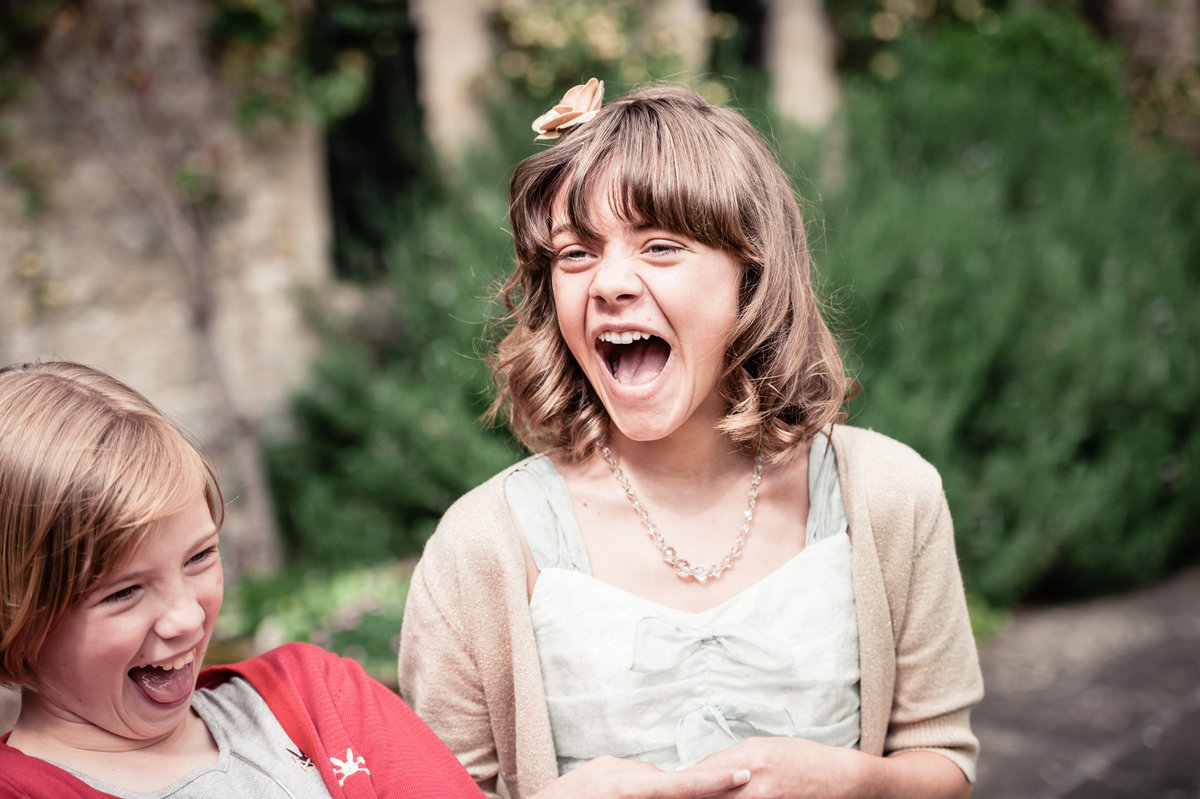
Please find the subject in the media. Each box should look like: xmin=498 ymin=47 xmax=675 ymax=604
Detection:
xmin=629 ymin=615 xmax=794 ymax=673
xmin=674 ymin=702 xmax=798 ymax=766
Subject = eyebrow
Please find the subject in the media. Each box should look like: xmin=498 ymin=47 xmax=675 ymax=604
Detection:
xmin=550 ymin=222 xmax=662 ymax=241
xmin=98 ymin=528 xmax=220 ymax=587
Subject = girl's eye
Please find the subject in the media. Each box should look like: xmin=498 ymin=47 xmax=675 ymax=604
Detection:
xmin=188 ymin=546 xmax=218 ymax=567
xmin=647 ymin=242 xmax=683 ymax=256
xmin=557 ymin=248 xmax=590 ymax=262
xmin=102 ymin=586 xmax=138 ymax=604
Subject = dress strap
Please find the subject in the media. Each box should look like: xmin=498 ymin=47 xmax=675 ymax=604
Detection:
xmin=805 ymin=431 xmax=848 ymax=546
xmin=504 ymin=455 xmax=593 ymax=574
xmin=506 ymin=440 xmax=845 ymax=573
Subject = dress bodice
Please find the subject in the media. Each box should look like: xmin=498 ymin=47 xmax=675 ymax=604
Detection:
xmin=505 ymin=434 xmax=861 ymax=773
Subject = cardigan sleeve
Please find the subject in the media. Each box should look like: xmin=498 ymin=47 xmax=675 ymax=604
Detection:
xmin=834 ymin=425 xmax=983 ymax=782
xmin=881 ymin=474 xmax=984 ymax=781
xmin=398 ymin=470 xmax=558 ymax=799
xmin=400 ymin=555 xmax=504 ymax=797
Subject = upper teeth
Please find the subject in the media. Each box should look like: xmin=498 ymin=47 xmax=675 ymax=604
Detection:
xmin=140 ymin=651 xmax=195 ymax=671
xmin=599 ymin=331 xmax=650 ymax=345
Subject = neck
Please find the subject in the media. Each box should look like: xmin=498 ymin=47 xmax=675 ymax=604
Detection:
xmin=605 ymin=428 xmax=753 ymax=493
xmin=9 ymin=693 xmax=198 ymax=760
xmin=8 ymin=698 xmax=217 ymax=793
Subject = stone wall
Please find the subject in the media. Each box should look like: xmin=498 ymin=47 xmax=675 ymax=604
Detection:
xmin=0 ymin=0 xmax=330 ymax=573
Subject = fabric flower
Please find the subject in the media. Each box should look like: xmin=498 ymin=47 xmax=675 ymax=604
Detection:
xmin=532 ymin=78 xmax=605 ymax=141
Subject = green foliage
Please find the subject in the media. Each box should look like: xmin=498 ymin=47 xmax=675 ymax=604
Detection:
xmin=824 ymin=7 xmax=1200 ymax=605
xmin=824 ymin=0 xmax=1006 ymax=78
xmin=490 ymin=0 xmax=743 ymax=103
xmin=263 ymin=170 xmax=523 ymax=567
xmin=206 ymin=0 xmax=404 ymax=126
xmin=217 ymin=561 xmax=412 ymax=683
xmin=0 ymin=0 xmax=70 ymax=107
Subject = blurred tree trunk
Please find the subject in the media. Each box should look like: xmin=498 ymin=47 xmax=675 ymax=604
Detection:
xmin=764 ymin=0 xmax=840 ymax=131
xmin=412 ymin=0 xmax=493 ymax=160
xmin=1083 ymin=0 xmax=1200 ymax=152
xmin=762 ymin=0 xmax=844 ymax=187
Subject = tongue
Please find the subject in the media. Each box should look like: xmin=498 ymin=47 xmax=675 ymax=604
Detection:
xmin=615 ymin=338 xmax=670 ymax=385
xmin=129 ymin=663 xmax=194 ymax=705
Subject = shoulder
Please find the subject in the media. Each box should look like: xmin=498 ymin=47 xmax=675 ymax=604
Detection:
xmin=421 ymin=455 xmax=542 ymax=562
xmin=199 ymin=642 xmax=349 ymax=690
xmin=829 ymin=424 xmax=944 ymax=497
xmin=410 ymin=456 xmax=543 ymax=612
xmin=829 ymin=425 xmax=939 ymax=479
xmin=828 ymin=424 xmax=950 ymax=552
xmin=0 ymin=738 xmax=101 ymax=797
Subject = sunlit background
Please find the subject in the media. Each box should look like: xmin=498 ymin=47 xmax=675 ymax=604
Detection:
xmin=2 ymin=1 xmax=1198 ymax=786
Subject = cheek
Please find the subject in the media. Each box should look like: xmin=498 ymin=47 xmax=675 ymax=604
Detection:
xmin=551 ymin=282 xmax=588 ymax=350
xmin=40 ymin=615 xmax=132 ymax=694
xmin=204 ymin=565 xmax=225 ymax=618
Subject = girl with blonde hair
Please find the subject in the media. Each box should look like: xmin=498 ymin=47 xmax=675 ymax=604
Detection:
xmin=399 ymin=82 xmax=983 ymax=798
xmin=0 ymin=361 xmax=483 ymax=798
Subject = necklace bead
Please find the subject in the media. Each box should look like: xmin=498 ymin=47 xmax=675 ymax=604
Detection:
xmin=597 ymin=443 xmax=764 ymax=583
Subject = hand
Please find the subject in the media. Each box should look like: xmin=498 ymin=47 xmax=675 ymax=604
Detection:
xmin=689 ymin=737 xmax=862 ymax=799
xmin=693 ymin=739 xmax=971 ymax=799
xmin=530 ymin=755 xmax=753 ymax=799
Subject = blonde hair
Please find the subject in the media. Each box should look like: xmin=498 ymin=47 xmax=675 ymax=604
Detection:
xmin=0 ymin=361 xmax=223 ymax=689
xmin=489 ymin=84 xmax=852 ymax=463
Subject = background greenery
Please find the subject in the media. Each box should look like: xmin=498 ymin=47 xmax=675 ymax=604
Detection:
xmin=827 ymin=11 xmax=1200 ymax=606
xmin=195 ymin=0 xmax=1199 ymax=676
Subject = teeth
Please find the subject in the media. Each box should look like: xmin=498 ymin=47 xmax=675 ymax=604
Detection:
xmin=599 ymin=331 xmax=650 ymax=345
xmin=138 ymin=650 xmax=195 ymax=671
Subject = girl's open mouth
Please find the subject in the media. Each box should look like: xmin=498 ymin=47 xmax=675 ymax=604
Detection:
xmin=597 ymin=331 xmax=670 ymax=385
xmin=128 ymin=650 xmax=196 ymax=705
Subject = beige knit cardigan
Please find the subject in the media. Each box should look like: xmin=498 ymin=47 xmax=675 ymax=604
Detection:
xmin=398 ymin=425 xmax=983 ymax=798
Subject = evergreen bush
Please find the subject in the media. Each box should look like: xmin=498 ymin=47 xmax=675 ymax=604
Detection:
xmin=823 ymin=8 xmax=1200 ymax=605
xmin=263 ymin=177 xmax=523 ymax=567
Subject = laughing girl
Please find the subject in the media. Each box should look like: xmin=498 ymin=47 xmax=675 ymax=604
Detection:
xmin=0 ymin=361 xmax=483 ymax=798
xmin=399 ymin=82 xmax=983 ymax=799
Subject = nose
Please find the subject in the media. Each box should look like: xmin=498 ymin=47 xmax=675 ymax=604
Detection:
xmin=590 ymin=253 xmax=643 ymax=304
xmin=154 ymin=585 xmax=206 ymax=640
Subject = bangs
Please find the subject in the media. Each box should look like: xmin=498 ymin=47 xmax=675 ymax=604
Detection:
xmin=77 ymin=415 xmax=221 ymax=596
xmin=525 ymin=95 xmax=763 ymax=267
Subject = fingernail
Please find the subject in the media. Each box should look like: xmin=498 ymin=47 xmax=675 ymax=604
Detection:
xmin=733 ymin=769 xmax=752 ymax=785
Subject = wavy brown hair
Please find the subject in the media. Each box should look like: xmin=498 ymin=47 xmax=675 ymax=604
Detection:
xmin=489 ymin=84 xmax=852 ymax=464
xmin=0 ymin=361 xmax=223 ymax=690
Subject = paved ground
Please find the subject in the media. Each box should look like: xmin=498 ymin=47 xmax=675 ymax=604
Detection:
xmin=972 ymin=565 xmax=1200 ymax=799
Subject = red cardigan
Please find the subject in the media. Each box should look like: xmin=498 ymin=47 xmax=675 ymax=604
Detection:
xmin=0 ymin=642 xmax=484 ymax=798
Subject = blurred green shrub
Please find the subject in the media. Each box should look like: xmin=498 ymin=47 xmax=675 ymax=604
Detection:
xmin=217 ymin=560 xmax=413 ymax=684
xmin=824 ymin=7 xmax=1200 ymax=605
xmin=263 ymin=176 xmax=523 ymax=568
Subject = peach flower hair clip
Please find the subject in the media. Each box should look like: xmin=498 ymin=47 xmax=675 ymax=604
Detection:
xmin=531 ymin=78 xmax=605 ymax=141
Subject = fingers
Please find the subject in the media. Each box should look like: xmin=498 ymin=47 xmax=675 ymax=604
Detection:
xmin=531 ymin=758 xmax=752 ymax=799
xmin=655 ymin=767 xmax=752 ymax=797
